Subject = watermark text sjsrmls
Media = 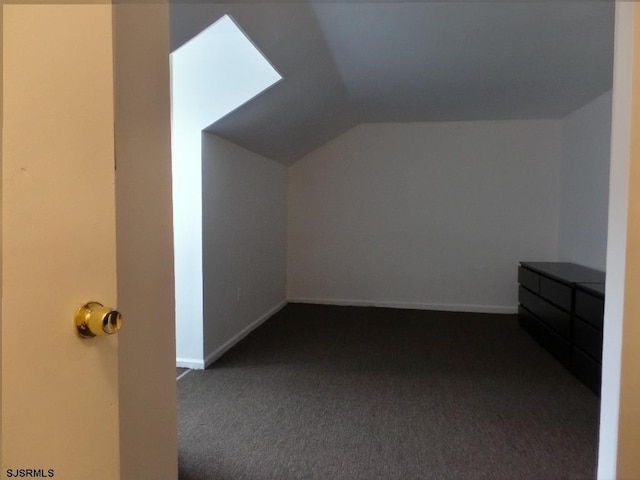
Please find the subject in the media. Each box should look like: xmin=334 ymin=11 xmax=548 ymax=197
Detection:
xmin=5 ymin=469 xmax=54 ymax=478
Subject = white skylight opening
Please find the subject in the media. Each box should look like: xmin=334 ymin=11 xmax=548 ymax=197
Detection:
xmin=170 ymin=15 xmax=282 ymax=367
xmin=171 ymin=14 xmax=282 ymax=128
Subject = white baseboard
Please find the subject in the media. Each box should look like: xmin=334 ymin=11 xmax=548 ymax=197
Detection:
xmin=202 ymin=300 xmax=288 ymax=369
xmin=287 ymin=297 xmax=518 ymax=315
xmin=176 ymin=357 xmax=206 ymax=370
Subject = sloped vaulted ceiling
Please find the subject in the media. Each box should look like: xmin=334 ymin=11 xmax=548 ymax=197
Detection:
xmin=170 ymin=1 xmax=614 ymax=165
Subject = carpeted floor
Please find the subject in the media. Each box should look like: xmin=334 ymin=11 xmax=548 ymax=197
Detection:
xmin=178 ymin=303 xmax=599 ymax=480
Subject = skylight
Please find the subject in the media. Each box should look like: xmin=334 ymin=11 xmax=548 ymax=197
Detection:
xmin=171 ymin=14 xmax=282 ymax=128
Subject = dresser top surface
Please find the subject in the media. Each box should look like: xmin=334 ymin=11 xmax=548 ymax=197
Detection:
xmin=575 ymin=282 xmax=606 ymax=298
xmin=520 ymin=262 xmax=606 ymax=285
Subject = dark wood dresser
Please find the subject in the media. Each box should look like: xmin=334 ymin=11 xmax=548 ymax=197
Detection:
xmin=518 ymin=262 xmax=605 ymax=395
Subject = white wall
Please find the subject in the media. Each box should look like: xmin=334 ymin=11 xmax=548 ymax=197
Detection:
xmin=171 ymin=15 xmax=280 ymax=367
xmin=599 ymin=4 xmax=636 ymax=477
xmin=202 ymin=133 xmax=287 ymax=366
xmin=558 ymin=90 xmax=612 ymax=271
xmin=288 ymin=120 xmax=563 ymax=312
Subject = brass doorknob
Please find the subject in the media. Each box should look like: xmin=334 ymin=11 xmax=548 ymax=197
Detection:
xmin=74 ymin=302 xmax=123 ymax=338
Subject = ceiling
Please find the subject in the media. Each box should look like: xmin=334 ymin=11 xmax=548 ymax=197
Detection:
xmin=170 ymin=1 xmax=615 ymax=165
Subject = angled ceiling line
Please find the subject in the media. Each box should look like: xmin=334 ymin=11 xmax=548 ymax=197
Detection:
xmin=171 ymin=2 xmax=614 ymax=165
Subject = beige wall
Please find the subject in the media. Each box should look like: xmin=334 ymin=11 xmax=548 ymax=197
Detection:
xmin=2 ymin=5 xmax=120 ymax=477
xmin=599 ymin=3 xmax=640 ymax=478
xmin=113 ymin=4 xmax=178 ymax=479
xmin=0 ymin=1 xmax=4 ymax=463
xmin=617 ymin=4 xmax=640 ymax=477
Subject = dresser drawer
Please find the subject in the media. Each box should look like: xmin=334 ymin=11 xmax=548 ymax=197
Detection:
xmin=575 ymin=289 xmax=604 ymax=329
xmin=519 ymin=286 xmax=571 ymax=339
xmin=573 ymin=317 xmax=603 ymax=362
xmin=518 ymin=266 xmax=540 ymax=294
xmin=572 ymin=347 xmax=601 ymax=395
xmin=518 ymin=262 xmax=605 ymax=395
xmin=540 ymin=276 xmax=572 ymax=312
xmin=519 ymin=306 xmax=571 ymax=367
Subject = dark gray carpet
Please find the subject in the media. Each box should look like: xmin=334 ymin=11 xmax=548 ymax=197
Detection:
xmin=178 ymin=304 xmax=599 ymax=480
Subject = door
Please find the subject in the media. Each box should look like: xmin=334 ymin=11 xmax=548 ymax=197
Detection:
xmin=600 ymin=2 xmax=640 ymax=478
xmin=1 ymin=3 xmax=177 ymax=479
